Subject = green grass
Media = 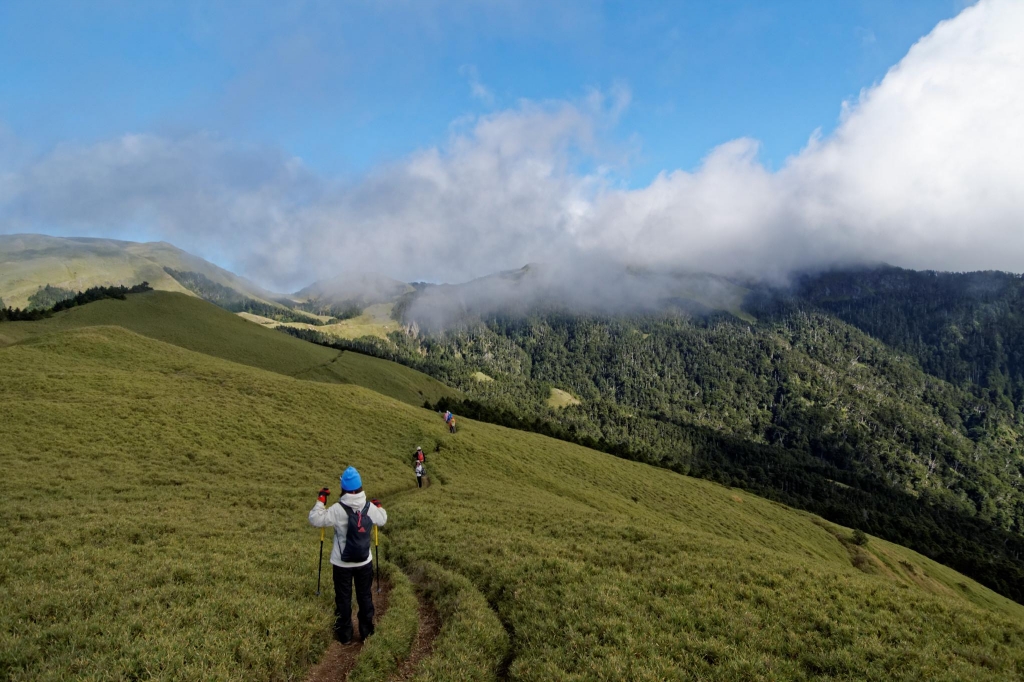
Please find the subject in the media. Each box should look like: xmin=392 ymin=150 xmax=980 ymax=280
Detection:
xmin=546 ymin=387 xmax=581 ymax=409
xmin=390 ymin=428 xmax=1024 ymax=681
xmin=404 ymin=561 xmax=510 ymax=681
xmin=274 ymin=302 xmax=401 ymax=340
xmin=0 ymin=290 xmax=457 ymax=408
xmin=2 ymin=310 xmax=1024 ymax=680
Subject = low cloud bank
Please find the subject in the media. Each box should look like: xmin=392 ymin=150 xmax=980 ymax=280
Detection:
xmin=1 ymin=0 xmax=1022 ymax=293
xmin=402 ymin=262 xmax=750 ymax=331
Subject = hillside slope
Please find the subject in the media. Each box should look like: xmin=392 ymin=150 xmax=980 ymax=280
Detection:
xmin=338 ymin=300 xmax=1024 ymax=602
xmin=0 ymin=290 xmax=457 ymax=407
xmin=1 ymin=311 xmax=1022 ymax=680
xmin=0 ymin=234 xmax=278 ymax=308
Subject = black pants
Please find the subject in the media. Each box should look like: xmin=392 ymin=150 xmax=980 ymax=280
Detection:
xmin=332 ymin=562 xmax=375 ymax=642
xmin=417 ymin=475 xmax=423 ymax=488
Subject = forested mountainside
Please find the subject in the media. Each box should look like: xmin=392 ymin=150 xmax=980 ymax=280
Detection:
xmin=777 ymin=268 xmax=1024 ymax=407
xmin=285 ymin=266 xmax=1024 ymax=603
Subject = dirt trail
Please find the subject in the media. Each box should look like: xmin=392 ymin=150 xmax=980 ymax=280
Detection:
xmin=305 ymin=579 xmax=392 ymax=682
xmin=305 ymin=570 xmax=442 ymax=682
xmin=389 ymin=583 xmax=441 ymax=681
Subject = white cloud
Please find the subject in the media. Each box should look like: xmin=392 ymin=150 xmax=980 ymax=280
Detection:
xmin=585 ymin=0 xmax=1024 ymax=279
xmin=1 ymin=0 xmax=1023 ymax=291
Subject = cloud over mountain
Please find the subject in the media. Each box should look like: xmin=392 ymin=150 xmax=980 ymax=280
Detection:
xmin=1 ymin=0 xmax=1021 ymax=290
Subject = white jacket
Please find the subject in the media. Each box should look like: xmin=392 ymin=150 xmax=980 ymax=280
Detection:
xmin=308 ymin=491 xmax=388 ymax=568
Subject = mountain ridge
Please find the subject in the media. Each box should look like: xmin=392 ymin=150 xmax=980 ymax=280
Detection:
xmin=0 ymin=234 xmax=277 ymax=308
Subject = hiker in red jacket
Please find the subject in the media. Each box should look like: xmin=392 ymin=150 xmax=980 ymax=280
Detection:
xmin=308 ymin=466 xmax=387 ymax=644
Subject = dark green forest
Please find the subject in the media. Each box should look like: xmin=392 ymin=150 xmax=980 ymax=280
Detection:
xmin=283 ymin=267 xmax=1024 ymax=604
xmin=773 ymin=268 xmax=1024 ymax=408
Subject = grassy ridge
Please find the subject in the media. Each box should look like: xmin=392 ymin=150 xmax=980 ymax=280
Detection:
xmin=2 ymin=317 xmax=1023 ymax=680
xmin=0 ymin=290 xmax=457 ymax=408
xmin=0 ymin=234 xmax=277 ymax=309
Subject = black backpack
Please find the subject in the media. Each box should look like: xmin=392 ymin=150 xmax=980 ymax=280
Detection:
xmin=339 ymin=501 xmax=373 ymax=563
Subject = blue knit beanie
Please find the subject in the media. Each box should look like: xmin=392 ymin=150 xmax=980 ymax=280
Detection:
xmin=340 ymin=466 xmax=362 ymax=492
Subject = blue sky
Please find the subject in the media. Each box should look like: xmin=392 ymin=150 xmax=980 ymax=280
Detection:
xmin=3 ymin=0 xmax=1020 ymax=289
xmin=0 ymin=1 xmax=963 ymax=185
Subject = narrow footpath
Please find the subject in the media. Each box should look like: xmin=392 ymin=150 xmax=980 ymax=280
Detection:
xmin=303 ymin=575 xmax=441 ymax=682
xmin=304 ymin=579 xmax=393 ymax=682
xmin=306 ymin=449 xmax=442 ymax=680
xmin=388 ymin=581 xmax=440 ymax=681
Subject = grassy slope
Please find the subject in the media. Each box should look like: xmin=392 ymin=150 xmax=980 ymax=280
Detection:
xmin=1 ymin=316 xmax=1023 ymax=680
xmin=0 ymin=234 xmax=277 ymax=308
xmin=268 ymin=302 xmax=401 ymax=341
xmin=0 ymin=235 xmax=189 ymax=307
xmin=546 ymin=387 xmax=581 ymax=409
xmin=0 ymin=291 xmax=456 ymax=408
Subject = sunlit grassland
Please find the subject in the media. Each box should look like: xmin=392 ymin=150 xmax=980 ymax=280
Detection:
xmin=0 ymin=235 xmax=278 ymax=309
xmin=0 ymin=326 xmax=437 ymax=680
xmin=1 ymin=308 xmax=1024 ymax=680
xmin=0 ymin=291 xmax=456 ymax=408
xmin=546 ymin=387 xmax=581 ymax=409
xmin=0 ymin=244 xmax=188 ymax=308
xmin=270 ymin=303 xmax=400 ymax=341
xmin=388 ymin=424 xmax=1024 ymax=680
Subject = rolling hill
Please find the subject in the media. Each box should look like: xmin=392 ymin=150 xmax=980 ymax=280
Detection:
xmin=0 ymin=234 xmax=281 ymax=309
xmin=0 ymin=290 xmax=457 ymax=408
xmin=2 ymin=290 xmax=1023 ymax=680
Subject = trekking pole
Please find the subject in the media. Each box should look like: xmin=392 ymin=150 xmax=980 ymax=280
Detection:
xmin=315 ymin=527 xmax=325 ymax=596
xmin=374 ymin=525 xmax=381 ymax=594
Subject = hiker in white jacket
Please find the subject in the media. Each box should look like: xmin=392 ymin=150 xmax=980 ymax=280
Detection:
xmin=308 ymin=466 xmax=387 ymax=643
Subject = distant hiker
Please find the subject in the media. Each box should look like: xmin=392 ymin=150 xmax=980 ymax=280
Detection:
xmin=444 ymin=410 xmax=452 ymax=424
xmin=415 ymin=461 xmax=424 ymax=488
xmin=414 ymin=446 xmax=425 ymax=465
xmin=449 ymin=416 xmax=456 ymax=434
xmin=308 ymin=466 xmax=387 ymax=644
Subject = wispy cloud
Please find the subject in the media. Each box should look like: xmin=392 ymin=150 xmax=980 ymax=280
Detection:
xmin=1 ymin=0 xmax=1022 ymax=292
xmin=459 ymin=64 xmax=495 ymax=105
